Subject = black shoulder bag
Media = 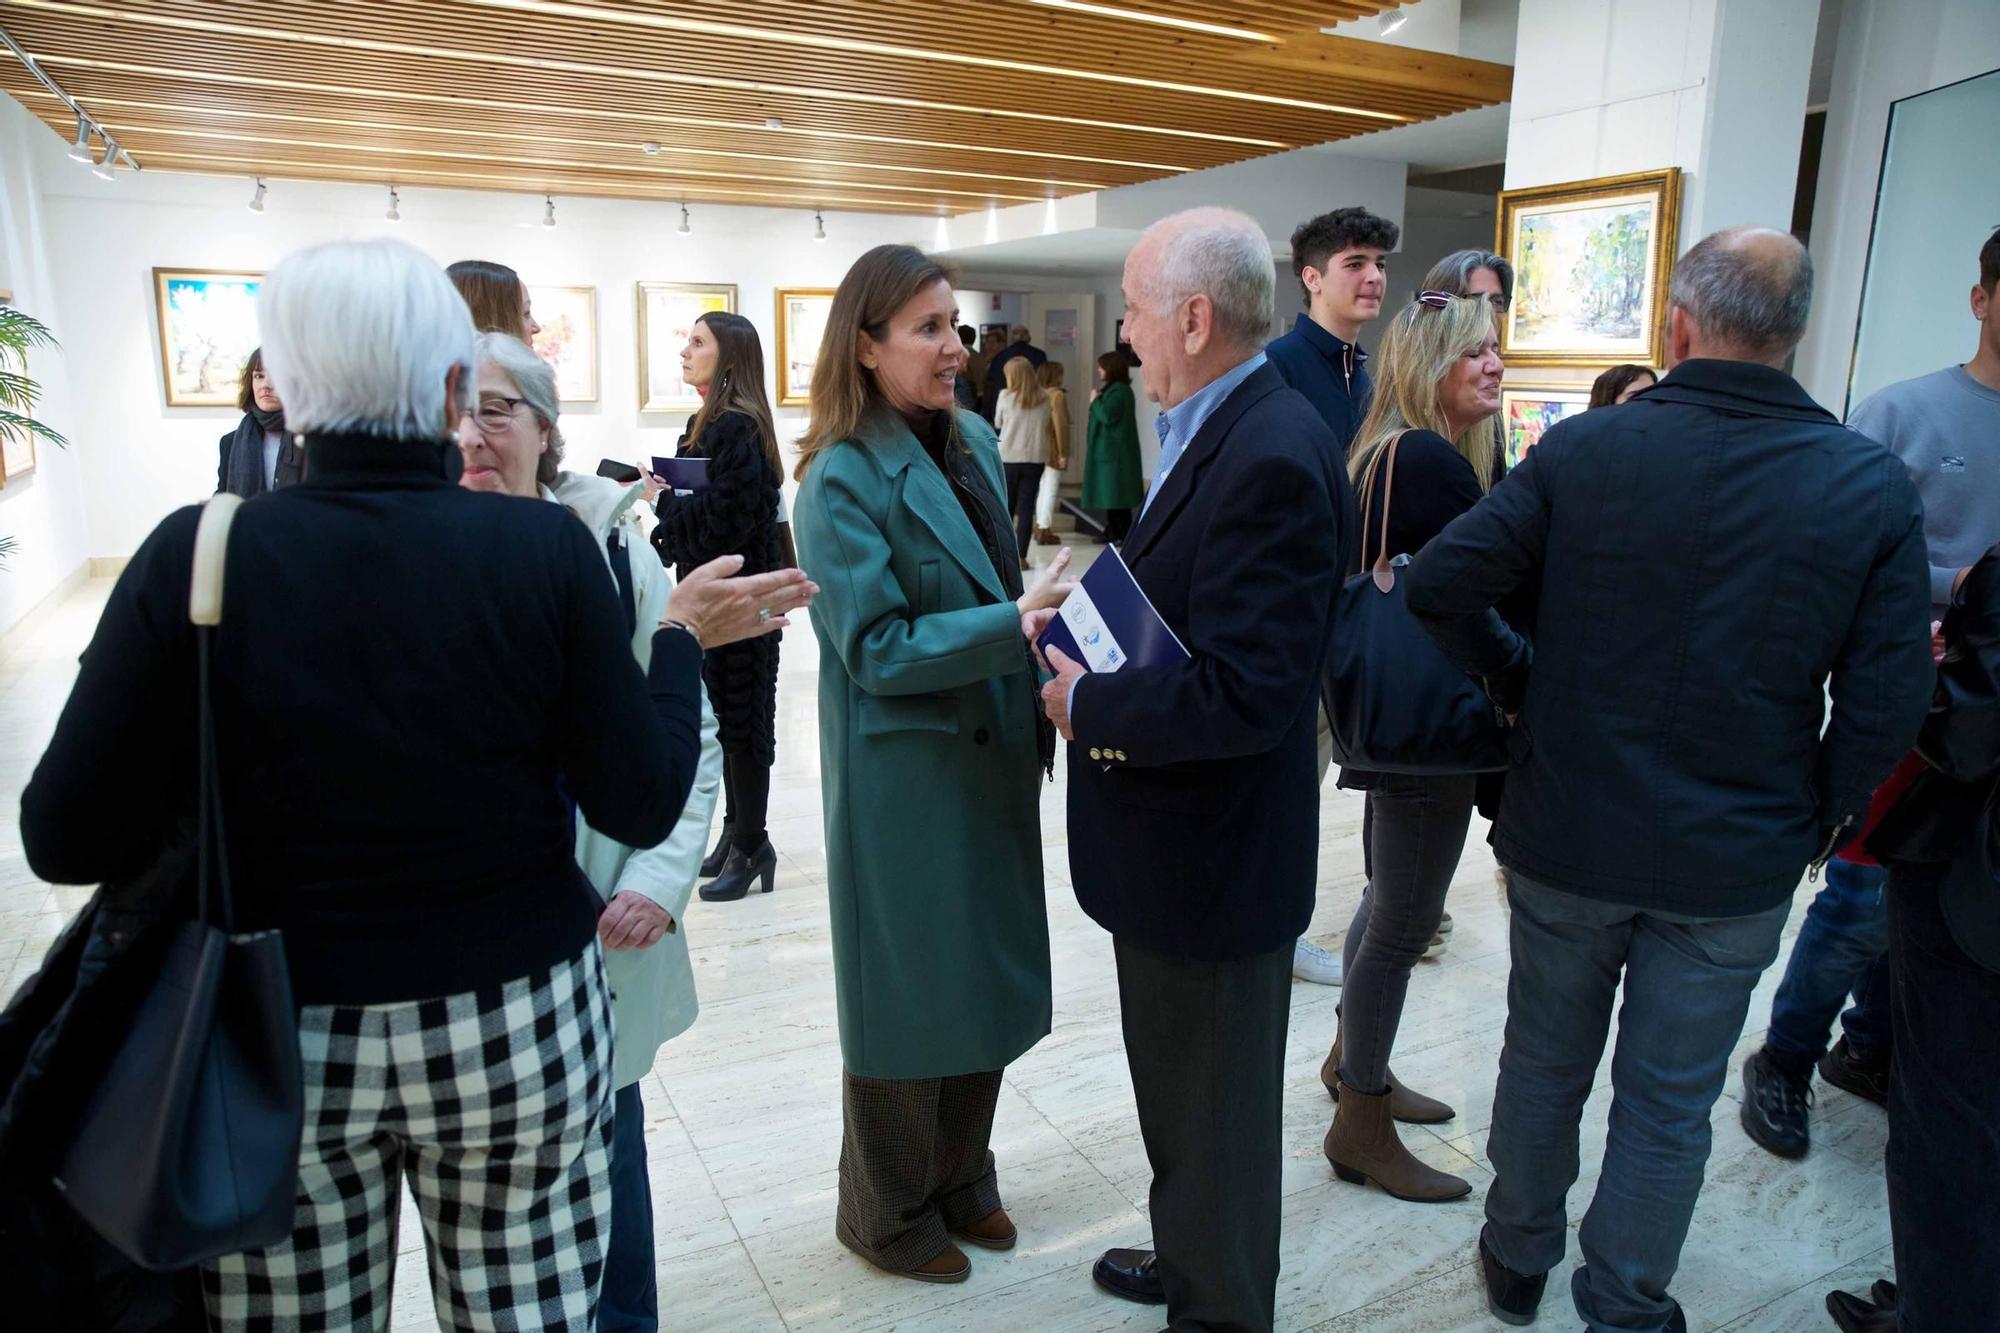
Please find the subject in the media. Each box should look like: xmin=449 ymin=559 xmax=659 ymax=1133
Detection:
xmin=55 ymin=494 xmax=304 ymax=1269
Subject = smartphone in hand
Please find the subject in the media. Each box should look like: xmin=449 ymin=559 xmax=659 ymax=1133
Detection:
xmin=597 ymin=459 xmax=643 ymax=483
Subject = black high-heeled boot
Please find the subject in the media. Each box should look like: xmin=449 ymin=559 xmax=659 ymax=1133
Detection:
xmin=700 ymin=838 xmax=777 ymax=902
xmin=699 ymin=820 xmax=735 ymax=880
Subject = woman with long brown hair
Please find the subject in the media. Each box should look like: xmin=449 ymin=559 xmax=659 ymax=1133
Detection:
xmin=444 ymin=258 xmax=541 ymax=342
xmin=216 ymin=346 xmax=302 ymax=496
xmin=792 ymin=244 xmax=1072 ymax=1285
xmin=649 ymin=310 xmax=787 ymax=903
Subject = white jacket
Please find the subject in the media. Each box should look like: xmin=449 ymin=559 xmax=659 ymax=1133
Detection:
xmin=550 ymin=471 xmax=725 ymax=1090
xmin=994 ymin=389 xmax=1054 ymax=465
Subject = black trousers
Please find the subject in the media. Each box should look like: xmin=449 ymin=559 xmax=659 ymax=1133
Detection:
xmin=1003 ymin=462 xmax=1040 ymax=560
xmin=835 ymin=1070 xmax=1004 ymax=1272
xmin=721 ymin=755 xmax=771 ymax=850
xmin=1115 ymin=937 xmax=1292 ymax=1333
xmin=1886 ymin=861 xmax=2000 ymax=1329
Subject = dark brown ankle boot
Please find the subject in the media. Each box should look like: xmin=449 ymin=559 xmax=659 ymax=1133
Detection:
xmin=1324 ymin=1083 xmax=1472 ymax=1202
xmin=1321 ymin=1029 xmax=1456 ymax=1123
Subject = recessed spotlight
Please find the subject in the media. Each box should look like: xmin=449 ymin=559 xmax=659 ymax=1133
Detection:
xmin=641 ymin=141 xmax=662 ymax=155
xmin=248 ymin=177 xmax=267 ymax=213
xmin=765 ymin=117 xmax=783 ymax=130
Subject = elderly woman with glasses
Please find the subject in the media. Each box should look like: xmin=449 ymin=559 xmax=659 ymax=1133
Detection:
xmin=1319 ymin=289 xmax=1510 ymax=1207
xmin=20 ymin=238 xmax=808 ymax=1331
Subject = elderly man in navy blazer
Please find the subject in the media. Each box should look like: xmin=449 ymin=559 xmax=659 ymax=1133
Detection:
xmin=1033 ymin=207 xmax=1350 ymax=1332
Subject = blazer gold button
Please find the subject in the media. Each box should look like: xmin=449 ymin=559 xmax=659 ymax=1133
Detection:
xmin=1116 ymin=750 xmax=1128 ymax=761
xmin=1089 ymin=747 xmax=1103 ymax=760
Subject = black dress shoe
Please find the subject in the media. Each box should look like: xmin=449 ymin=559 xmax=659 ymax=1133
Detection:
xmin=698 ymin=820 xmax=735 ymax=879
xmin=1092 ymin=1247 xmax=1165 ymax=1305
xmin=1739 ymin=1047 xmax=1813 ymax=1158
xmin=1477 ymin=1226 xmax=1546 ymax=1326
xmin=1819 ymin=1036 xmax=1891 ymax=1107
xmin=1826 ymin=1288 xmax=1897 ymax=1332
xmin=1870 ymin=1278 xmax=1897 ymax=1308
xmin=699 ymin=838 xmax=777 ymax=902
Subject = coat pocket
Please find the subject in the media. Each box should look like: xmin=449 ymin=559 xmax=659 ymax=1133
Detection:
xmin=857 ymin=692 xmax=961 ymax=736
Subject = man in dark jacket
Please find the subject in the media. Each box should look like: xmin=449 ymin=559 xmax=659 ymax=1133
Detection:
xmin=1404 ymin=226 xmax=1934 ymax=1333
xmin=980 ymin=323 xmax=1046 ymax=422
xmin=1036 ymin=207 xmax=1345 ymax=1332
xmin=1265 ymin=206 xmax=1398 ymax=454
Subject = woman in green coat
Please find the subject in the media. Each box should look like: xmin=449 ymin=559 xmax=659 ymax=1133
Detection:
xmin=793 ymin=244 xmax=1074 ymax=1287
xmin=1081 ymin=350 xmax=1144 ymax=543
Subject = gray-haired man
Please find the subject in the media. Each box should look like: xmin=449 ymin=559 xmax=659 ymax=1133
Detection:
xmin=1405 ymin=227 xmax=1933 ymax=1331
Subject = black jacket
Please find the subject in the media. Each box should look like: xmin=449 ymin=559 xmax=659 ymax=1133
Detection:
xmin=981 ymin=342 xmax=1047 ymax=420
xmin=215 ymin=414 xmax=303 ymax=496
xmin=20 ymin=433 xmax=703 ymax=1006
xmin=1265 ymin=313 xmax=1371 ymax=452
xmin=1067 ymin=362 xmax=1351 ymax=958
xmin=1405 ymin=359 xmax=1935 ymax=917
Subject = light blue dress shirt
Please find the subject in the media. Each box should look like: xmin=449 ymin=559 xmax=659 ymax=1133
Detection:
xmin=1066 ymin=351 xmax=1267 ymax=718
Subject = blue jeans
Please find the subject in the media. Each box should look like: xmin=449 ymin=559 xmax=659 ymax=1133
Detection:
xmin=599 ymin=1082 xmax=658 ymax=1333
xmin=1485 ymin=874 xmax=1790 ymax=1332
xmin=1765 ymin=858 xmax=1891 ymax=1065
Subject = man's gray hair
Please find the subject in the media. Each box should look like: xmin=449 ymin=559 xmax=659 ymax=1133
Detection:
xmin=472 ymin=331 xmax=565 ymax=485
xmin=1141 ymin=207 xmax=1276 ymax=346
xmin=1422 ymin=249 xmax=1515 ymax=306
xmin=1669 ymin=226 xmax=1813 ymax=354
xmin=259 ymin=237 xmax=475 ymax=440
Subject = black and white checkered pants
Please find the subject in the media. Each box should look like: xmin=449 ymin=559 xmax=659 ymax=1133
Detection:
xmin=203 ymin=944 xmax=616 ymax=1332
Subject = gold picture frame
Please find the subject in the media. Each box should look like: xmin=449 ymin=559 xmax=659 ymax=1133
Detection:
xmin=774 ymin=287 xmax=837 ymax=408
xmin=1496 ymin=168 xmax=1681 ymax=368
xmin=528 ymin=284 xmax=599 ymax=404
xmin=1499 ymin=381 xmax=1594 ymax=470
xmin=153 ymin=267 xmax=264 ymax=407
xmin=636 ymin=281 xmax=738 ymax=413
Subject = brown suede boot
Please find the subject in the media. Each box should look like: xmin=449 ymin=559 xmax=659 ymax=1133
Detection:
xmin=904 ymin=1243 xmax=973 ymax=1283
xmin=1324 ymin=1083 xmax=1472 ymax=1202
xmin=1321 ymin=1029 xmax=1456 ymax=1124
xmin=952 ymin=1207 xmax=1017 ymax=1250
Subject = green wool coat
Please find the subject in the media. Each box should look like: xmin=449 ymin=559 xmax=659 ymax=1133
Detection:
xmin=1081 ymin=380 xmax=1144 ymax=511
xmin=794 ymin=408 xmax=1053 ymax=1080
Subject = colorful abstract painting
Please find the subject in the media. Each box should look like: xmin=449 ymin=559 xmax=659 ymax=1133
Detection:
xmin=637 ymin=282 xmax=737 ymax=413
xmin=529 ymin=285 xmax=598 ymax=403
xmin=1501 ymin=384 xmax=1592 ymax=469
xmin=153 ymin=269 xmax=262 ymax=407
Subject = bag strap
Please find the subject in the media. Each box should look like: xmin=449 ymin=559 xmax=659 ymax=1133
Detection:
xmin=1356 ymin=430 xmax=1408 ymax=592
xmin=190 ymin=495 xmax=242 ymax=931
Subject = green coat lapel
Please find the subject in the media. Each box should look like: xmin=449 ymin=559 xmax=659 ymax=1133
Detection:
xmin=859 ymin=409 xmax=1009 ymax=605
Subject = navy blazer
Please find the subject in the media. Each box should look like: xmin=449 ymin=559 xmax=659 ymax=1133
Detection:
xmin=1265 ymin=313 xmax=1371 ymax=453
xmin=1066 ymin=362 xmax=1352 ymax=959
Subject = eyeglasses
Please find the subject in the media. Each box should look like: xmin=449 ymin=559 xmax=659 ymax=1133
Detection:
xmin=473 ymin=395 xmax=532 ymax=430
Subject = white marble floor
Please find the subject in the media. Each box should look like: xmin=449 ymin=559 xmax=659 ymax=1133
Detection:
xmin=1 ymin=571 xmax=1890 ymax=1332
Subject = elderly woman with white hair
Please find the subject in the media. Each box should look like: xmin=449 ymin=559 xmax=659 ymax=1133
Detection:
xmin=457 ymin=331 xmax=726 ymax=1333
xmin=19 ymin=237 xmax=809 ymax=1331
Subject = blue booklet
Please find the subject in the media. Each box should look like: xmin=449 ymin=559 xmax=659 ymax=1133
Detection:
xmin=1037 ymin=545 xmax=1190 ymax=673
xmin=649 ymin=457 xmax=711 ymax=493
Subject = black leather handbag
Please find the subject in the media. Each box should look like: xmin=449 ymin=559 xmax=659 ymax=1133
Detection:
xmin=1322 ymin=432 xmax=1512 ymax=776
xmin=54 ymin=494 xmax=304 ymax=1270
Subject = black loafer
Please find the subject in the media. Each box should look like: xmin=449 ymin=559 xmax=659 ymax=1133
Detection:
xmin=1819 ymin=1036 xmax=1890 ymax=1107
xmin=1870 ymin=1279 xmax=1897 ymax=1309
xmin=1826 ymin=1288 xmax=1897 ymax=1332
xmin=1477 ymin=1226 xmax=1546 ymax=1326
xmin=1092 ymin=1247 xmax=1165 ymax=1305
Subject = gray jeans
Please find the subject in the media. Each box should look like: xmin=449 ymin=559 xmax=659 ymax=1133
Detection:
xmin=1485 ymin=872 xmax=1790 ymax=1332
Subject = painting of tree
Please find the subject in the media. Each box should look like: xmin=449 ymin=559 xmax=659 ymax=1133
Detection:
xmin=153 ymin=269 xmax=262 ymax=407
xmin=1498 ymin=170 xmax=1680 ymax=366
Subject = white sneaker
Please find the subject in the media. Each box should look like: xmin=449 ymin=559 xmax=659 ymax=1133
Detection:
xmin=1292 ymin=937 xmax=1344 ymax=985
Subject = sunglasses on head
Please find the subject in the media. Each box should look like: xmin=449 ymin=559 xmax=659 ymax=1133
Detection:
xmin=1413 ymin=290 xmax=1458 ymax=311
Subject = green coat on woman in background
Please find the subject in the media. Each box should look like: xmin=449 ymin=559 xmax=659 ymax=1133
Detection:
xmin=793 ymin=407 xmax=1053 ymax=1081
xmin=1081 ymin=379 xmax=1144 ymax=511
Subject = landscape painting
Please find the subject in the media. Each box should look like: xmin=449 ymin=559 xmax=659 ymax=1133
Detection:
xmin=1498 ymin=169 xmax=1680 ymax=367
xmin=529 ymin=285 xmax=598 ymax=403
xmin=1501 ymin=383 xmax=1593 ymax=469
xmin=775 ymin=288 xmax=836 ymax=407
xmin=154 ymin=268 xmax=263 ymax=407
xmin=637 ymin=281 xmax=737 ymax=413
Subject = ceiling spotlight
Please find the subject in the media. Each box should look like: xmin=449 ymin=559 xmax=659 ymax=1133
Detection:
xmin=641 ymin=141 xmax=662 ymax=155
xmin=385 ymin=185 xmax=401 ymax=222
xmin=1378 ymin=5 xmax=1410 ymax=36
xmin=764 ymin=117 xmax=783 ymax=130
xmin=676 ymin=203 xmax=692 ymax=237
xmin=67 ymin=113 xmax=91 ymax=163
xmin=813 ymin=209 xmax=826 ymax=243
xmin=248 ymin=177 xmax=267 ymax=214
xmin=542 ymin=193 xmax=557 ymax=228
xmin=91 ymin=142 xmax=117 ymax=181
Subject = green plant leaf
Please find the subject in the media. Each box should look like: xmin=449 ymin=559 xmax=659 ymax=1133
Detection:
xmin=0 ymin=407 xmax=67 ymax=450
xmin=0 ymin=534 xmax=19 ymax=568
xmin=0 ymin=368 xmax=39 ymax=410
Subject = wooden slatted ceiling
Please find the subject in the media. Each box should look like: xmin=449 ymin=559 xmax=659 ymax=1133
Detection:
xmin=0 ymin=0 xmax=1511 ymax=217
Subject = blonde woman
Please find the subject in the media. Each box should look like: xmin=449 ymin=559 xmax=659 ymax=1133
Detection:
xmin=1030 ymin=361 xmax=1071 ymax=546
xmin=1321 ymin=290 xmax=1506 ymax=1205
xmin=993 ymin=354 xmax=1052 ymax=566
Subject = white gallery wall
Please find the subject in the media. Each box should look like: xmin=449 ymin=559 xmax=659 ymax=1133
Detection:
xmin=0 ymin=87 xmax=925 ymax=633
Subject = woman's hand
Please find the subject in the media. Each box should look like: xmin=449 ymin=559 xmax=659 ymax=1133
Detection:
xmin=664 ymin=554 xmax=817 ymax=648
xmin=1015 ymin=546 xmax=1076 ymax=620
xmin=599 ymin=890 xmax=675 ymax=950
xmin=640 ymin=468 xmax=665 ymax=506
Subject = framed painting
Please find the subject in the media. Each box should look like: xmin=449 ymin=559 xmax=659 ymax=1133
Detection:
xmin=636 ymin=281 xmax=737 ymax=413
xmin=1500 ymin=383 xmax=1593 ymax=470
xmin=153 ymin=268 xmax=263 ymax=407
xmin=1497 ymin=168 xmax=1681 ymax=368
xmin=775 ymin=287 xmax=836 ymax=407
xmin=528 ymin=285 xmax=598 ymax=403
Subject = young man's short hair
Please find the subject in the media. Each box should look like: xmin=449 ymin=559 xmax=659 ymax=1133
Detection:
xmin=1289 ymin=207 xmax=1401 ymax=306
xmin=1981 ymin=225 xmax=2000 ymax=293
